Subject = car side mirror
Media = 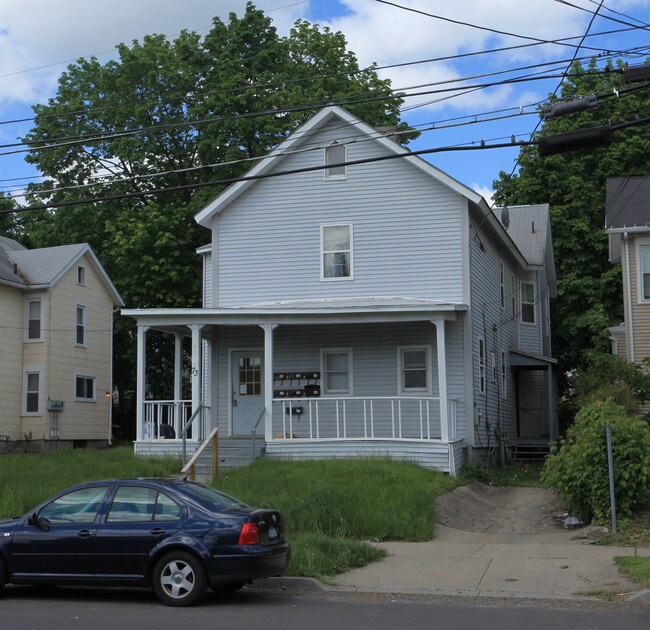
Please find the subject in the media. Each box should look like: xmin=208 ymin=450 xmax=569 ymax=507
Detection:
xmin=28 ymin=512 xmax=48 ymax=530
xmin=27 ymin=513 xmax=38 ymax=526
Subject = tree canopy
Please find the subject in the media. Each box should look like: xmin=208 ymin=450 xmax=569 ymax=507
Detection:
xmin=14 ymin=2 xmax=410 ymax=434
xmin=493 ymin=58 xmax=650 ymax=401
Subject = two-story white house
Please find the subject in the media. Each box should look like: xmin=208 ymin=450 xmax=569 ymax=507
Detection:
xmin=123 ymin=105 xmax=557 ymax=474
xmin=0 ymin=237 xmax=123 ymax=451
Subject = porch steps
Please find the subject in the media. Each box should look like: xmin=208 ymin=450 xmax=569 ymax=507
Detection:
xmin=510 ymin=441 xmax=552 ymax=461
xmin=217 ymin=436 xmax=265 ymax=470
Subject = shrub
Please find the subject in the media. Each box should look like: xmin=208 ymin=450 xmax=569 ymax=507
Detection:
xmin=542 ymin=399 xmax=650 ymax=524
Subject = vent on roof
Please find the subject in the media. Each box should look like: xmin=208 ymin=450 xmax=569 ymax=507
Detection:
xmin=501 ymin=206 xmax=510 ymax=229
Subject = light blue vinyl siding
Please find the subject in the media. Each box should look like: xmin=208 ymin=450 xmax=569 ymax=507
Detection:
xmin=211 ymin=321 xmax=466 ymax=440
xmin=468 ymin=216 xmax=519 ymax=444
xmin=211 ymin=120 xmax=464 ymax=307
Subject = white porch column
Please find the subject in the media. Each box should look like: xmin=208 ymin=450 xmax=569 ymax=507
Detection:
xmin=136 ymin=325 xmax=149 ymax=441
xmin=174 ymin=333 xmax=183 ymax=435
xmin=260 ymin=324 xmax=277 ymax=443
xmin=432 ymin=319 xmax=449 ymax=443
xmin=190 ymin=324 xmax=203 ymax=439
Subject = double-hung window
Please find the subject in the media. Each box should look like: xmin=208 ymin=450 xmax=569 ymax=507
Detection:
xmin=324 ymin=141 xmax=346 ymax=180
xmin=520 ymin=282 xmax=536 ymax=324
xmin=321 ymin=223 xmax=352 ymax=280
xmin=76 ymin=304 xmax=86 ymax=346
xmin=75 ymin=375 xmax=95 ymax=401
xmin=322 ymin=349 xmax=352 ymax=395
xmin=478 ymin=338 xmax=486 ymax=394
xmin=399 ymin=347 xmax=429 ymax=393
xmin=26 ymin=298 xmax=42 ymax=341
xmin=639 ymin=244 xmax=650 ymax=301
xmin=24 ymin=370 xmax=41 ymax=414
xmin=77 ymin=265 xmax=86 ymax=285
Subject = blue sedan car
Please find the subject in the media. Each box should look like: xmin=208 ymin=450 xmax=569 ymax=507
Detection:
xmin=0 ymin=478 xmax=290 ymax=606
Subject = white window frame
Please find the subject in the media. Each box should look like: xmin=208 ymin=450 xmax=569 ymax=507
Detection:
xmin=520 ymin=281 xmax=536 ymax=325
xmin=75 ymin=303 xmax=87 ymax=347
xmin=499 ymin=263 xmax=505 ymax=310
xmin=321 ymin=223 xmax=353 ymax=281
xmin=77 ymin=264 xmax=86 ymax=286
xmin=398 ymin=345 xmax=431 ymax=395
xmin=74 ymin=373 xmax=96 ymax=402
xmin=501 ymin=351 xmax=507 ymax=399
xmin=491 ymin=351 xmax=497 ymax=382
xmin=25 ymin=297 xmax=43 ymax=342
xmin=636 ymin=239 xmax=650 ymax=303
xmin=320 ymin=348 xmax=353 ymax=396
xmin=23 ymin=367 xmax=43 ymax=415
xmin=324 ymin=141 xmax=347 ymax=180
xmin=478 ymin=337 xmax=486 ymax=395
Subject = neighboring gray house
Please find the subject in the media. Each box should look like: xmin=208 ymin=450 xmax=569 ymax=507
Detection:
xmin=123 ymin=105 xmax=557 ymax=474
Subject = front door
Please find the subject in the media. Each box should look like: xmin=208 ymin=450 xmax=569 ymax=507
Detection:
xmin=231 ymin=350 xmax=264 ymax=436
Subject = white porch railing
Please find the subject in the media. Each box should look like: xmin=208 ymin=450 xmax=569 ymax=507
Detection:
xmin=273 ymin=397 xmax=458 ymax=442
xmin=143 ymin=400 xmax=194 ymax=440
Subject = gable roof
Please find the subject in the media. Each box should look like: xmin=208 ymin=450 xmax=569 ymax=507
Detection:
xmin=194 ymin=105 xmax=488 ymax=227
xmin=0 ymin=238 xmax=123 ymax=305
xmin=605 ymin=176 xmax=650 ymax=232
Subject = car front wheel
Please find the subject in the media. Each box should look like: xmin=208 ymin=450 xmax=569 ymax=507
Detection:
xmin=153 ymin=551 xmax=207 ymax=607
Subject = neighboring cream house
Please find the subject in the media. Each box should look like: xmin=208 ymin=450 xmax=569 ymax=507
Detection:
xmin=0 ymin=237 xmax=123 ymax=451
xmin=606 ymin=177 xmax=650 ymax=363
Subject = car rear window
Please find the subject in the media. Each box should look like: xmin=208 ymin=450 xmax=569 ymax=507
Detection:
xmin=176 ymin=482 xmax=250 ymax=512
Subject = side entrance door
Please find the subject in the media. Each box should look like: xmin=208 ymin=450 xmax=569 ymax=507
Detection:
xmin=231 ymin=350 xmax=264 ymax=436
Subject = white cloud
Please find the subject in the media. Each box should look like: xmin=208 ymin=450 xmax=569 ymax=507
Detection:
xmin=471 ymin=184 xmax=496 ymax=207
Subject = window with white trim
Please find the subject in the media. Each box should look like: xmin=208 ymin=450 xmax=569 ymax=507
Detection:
xmin=478 ymin=338 xmax=486 ymax=394
xmin=324 ymin=141 xmax=346 ymax=179
xmin=75 ymin=375 xmax=96 ymax=401
xmin=520 ymin=281 xmax=536 ymax=324
xmin=321 ymin=223 xmax=352 ymax=280
xmin=26 ymin=298 xmax=42 ymax=341
xmin=491 ymin=351 xmax=497 ymax=382
xmin=77 ymin=265 xmax=86 ymax=285
xmin=76 ymin=304 xmax=86 ymax=346
xmin=399 ymin=347 xmax=430 ymax=393
xmin=501 ymin=351 xmax=507 ymax=399
xmin=321 ymin=349 xmax=352 ymax=394
xmin=640 ymin=244 xmax=650 ymax=300
xmin=24 ymin=370 xmax=41 ymax=414
xmin=499 ymin=263 xmax=505 ymax=310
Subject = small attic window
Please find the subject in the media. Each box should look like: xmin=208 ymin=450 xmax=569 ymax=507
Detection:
xmin=324 ymin=141 xmax=346 ymax=180
xmin=77 ymin=265 xmax=86 ymax=286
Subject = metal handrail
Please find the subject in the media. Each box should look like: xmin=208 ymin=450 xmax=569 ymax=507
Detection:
xmin=181 ymin=403 xmax=209 ymax=465
xmin=251 ymin=408 xmax=266 ymax=461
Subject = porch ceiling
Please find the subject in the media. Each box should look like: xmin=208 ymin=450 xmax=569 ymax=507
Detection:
xmin=510 ymin=349 xmax=557 ymax=370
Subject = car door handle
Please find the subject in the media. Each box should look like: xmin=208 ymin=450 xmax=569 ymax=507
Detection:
xmin=77 ymin=529 xmax=94 ymax=538
xmin=150 ymin=528 xmax=167 ymax=536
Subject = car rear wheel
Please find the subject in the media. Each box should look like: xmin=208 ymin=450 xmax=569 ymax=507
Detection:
xmin=153 ymin=551 xmax=207 ymax=607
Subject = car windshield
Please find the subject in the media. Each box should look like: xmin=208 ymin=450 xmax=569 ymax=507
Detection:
xmin=175 ymin=482 xmax=250 ymax=512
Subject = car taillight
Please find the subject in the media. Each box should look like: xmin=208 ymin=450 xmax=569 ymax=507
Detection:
xmin=238 ymin=522 xmax=260 ymax=545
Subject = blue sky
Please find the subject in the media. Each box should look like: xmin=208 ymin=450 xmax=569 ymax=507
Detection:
xmin=1 ymin=0 xmax=649 ymax=205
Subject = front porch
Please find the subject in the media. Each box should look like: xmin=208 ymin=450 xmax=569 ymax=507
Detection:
xmin=123 ymin=299 xmax=469 ymax=475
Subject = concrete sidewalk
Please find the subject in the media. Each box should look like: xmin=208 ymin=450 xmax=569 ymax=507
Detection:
xmin=332 ymin=524 xmax=650 ymax=600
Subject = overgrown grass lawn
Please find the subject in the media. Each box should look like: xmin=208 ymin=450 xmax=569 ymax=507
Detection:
xmin=0 ymin=446 xmax=180 ymax=518
xmin=0 ymin=450 xmax=457 ymax=580
xmin=615 ymin=556 xmax=650 ymax=589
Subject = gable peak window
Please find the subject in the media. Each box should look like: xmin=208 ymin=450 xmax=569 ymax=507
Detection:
xmin=322 ymin=223 xmax=352 ymax=280
xmin=324 ymin=141 xmax=346 ymax=180
xmin=77 ymin=265 xmax=86 ymax=285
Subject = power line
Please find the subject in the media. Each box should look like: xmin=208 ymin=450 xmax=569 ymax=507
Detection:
xmin=553 ymin=0 xmax=650 ymax=30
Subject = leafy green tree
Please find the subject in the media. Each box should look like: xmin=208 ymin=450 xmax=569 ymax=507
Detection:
xmin=18 ymin=2 xmax=410 ymax=436
xmin=493 ymin=58 xmax=650 ymax=402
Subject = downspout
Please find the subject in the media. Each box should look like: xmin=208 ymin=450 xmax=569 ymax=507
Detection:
xmin=624 ymin=233 xmax=635 ymax=362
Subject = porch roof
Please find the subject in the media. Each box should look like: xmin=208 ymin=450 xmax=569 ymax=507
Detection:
xmin=122 ymin=296 xmax=467 ymax=331
xmin=510 ymin=349 xmax=557 ymax=370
